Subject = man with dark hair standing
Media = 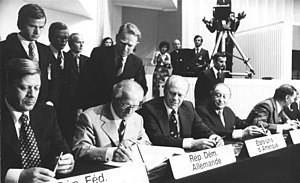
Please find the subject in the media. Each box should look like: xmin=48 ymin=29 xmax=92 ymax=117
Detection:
xmin=246 ymin=84 xmax=299 ymax=134
xmin=77 ymin=22 xmax=148 ymax=110
xmin=185 ymin=35 xmax=210 ymax=76
xmin=0 ymin=4 xmax=59 ymax=106
xmin=194 ymin=52 xmax=226 ymax=106
xmin=1 ymin=58 xmax=74 ymax=183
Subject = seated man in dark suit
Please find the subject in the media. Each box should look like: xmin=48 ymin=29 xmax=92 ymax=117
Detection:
xmin=196 ymin=83 xmax=263 ymax=141
xmin=1 ymin=58 xmax=74 ymax=183
xmin=246 ymin=84 xmax=299 ymax=134
xmin=73 ymin=79 xmax=150 ymax=162
xmin=138 ymin=75 xmax=224 ymax=151
xmin=0 ymin=4 xmax=59 ymax=106
xmin=77 ymin=22 xmax=148 ymax=110
xmin=194 ymin=52 xmax=226 ymax=106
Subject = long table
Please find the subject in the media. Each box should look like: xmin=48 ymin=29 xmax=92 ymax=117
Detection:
xmin=67 ymin=142 xmax=300 ymax=183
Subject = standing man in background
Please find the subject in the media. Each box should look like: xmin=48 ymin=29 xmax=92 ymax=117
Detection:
xmin=77 ymin=22 xmax=148 ymax=110
xmin=170 ymin=39 xmax=186 ymax=76
xmin=194 ymin=52 xmax=226 ymax=106
xmin=0 ymin=4 xmax=59 ymax=106
xmin=59 ymin=33 xmax=89 ymax=147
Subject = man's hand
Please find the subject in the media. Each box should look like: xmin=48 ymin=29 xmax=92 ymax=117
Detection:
xmin=112 ymin=143 xmax=133 ymax=162
xmin=191 ymin=138 xmax=217 ymax=151
xmin=284 ymin=120 xmax=299 ymax=130
xmin=243 ymin=125 xmax=264 ymax=138
xmin=237 ymin=11 xmax=246 ymax=20
xmin=19 ymin=167 xmax=56 ymax=183
xmin=56 ymin=153 xmax=74 ymax=174
xmin=209 ymin=134 xmax=224 ymax=147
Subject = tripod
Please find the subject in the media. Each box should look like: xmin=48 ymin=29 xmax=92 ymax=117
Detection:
xmin=211 ymin=26 xmax=255 ymax=77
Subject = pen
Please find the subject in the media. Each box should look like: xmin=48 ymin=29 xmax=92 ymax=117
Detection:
xmin=260 ymin=124 xmax=267 ymax=135
xmin=119 ymin=143 xmax=133 ymax=162
xmin=53 ymin=152 xmax=63 ymax=174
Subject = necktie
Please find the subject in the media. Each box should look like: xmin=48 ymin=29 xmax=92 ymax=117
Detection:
xmin=19 ymin=113 xmax=41 ymax=168
xmin=28 ymin=42 xmax=37 ymax=62
xmin=218 ymin=111 xmax=226 ymax=127
xmin=75 ymin=55 xmax=80 ymax=73
xmin=115 ymin=57 xmax=123 ymax=76
xmin=118 ymin=120 xmax=126 ymax=143
xmin=57 ymin=51 xmax=64 ymax=69
xmin=169 ymin=110 xmax=178 ymax=138
xmin=217 ymin=71 xmax=222 ymax=80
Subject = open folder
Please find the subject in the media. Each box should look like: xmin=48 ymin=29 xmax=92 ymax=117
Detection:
xmin=105 ymin=144 xmax=185 ymax=171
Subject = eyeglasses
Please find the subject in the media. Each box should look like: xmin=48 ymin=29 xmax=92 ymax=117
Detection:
xmin=118 ymin=101 xmax=142 ymax=110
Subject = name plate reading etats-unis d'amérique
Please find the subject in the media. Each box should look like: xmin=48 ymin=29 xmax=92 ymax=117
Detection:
xmin=57 ymin=164 xmax=149 ymax=183
xmin=245 ymin=134 xmax=287 ymax=157
xmin=289 ymin=129 xmax=300 ymax=144
xmin=169 ymin=145 xmax=236 ymax=179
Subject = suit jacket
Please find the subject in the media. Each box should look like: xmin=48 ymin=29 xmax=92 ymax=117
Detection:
xmin=72 ymin=103 xmax=150 ymax=161
xmin=77 ymin=46 xmax=148 ymax=109
xmin=185 ymin=48 xmax=210 ymax=77
xmin=0 ymin=33 xmax=60 ymax=105
xmin=194 ymin=68 xmax=225 ymax=106
xmin=170 ymin=49 xmax=190 ymax=76
xmin=196 ymin=102 xmax=249 ymax=139
xmin=283 ymin=102 xmax=300 ymax=121
xmin=1 ymin=103 xmax=70 ymax=181
xmin=137 ymin=97 xmax=214 ymax=148
xmin=246 ymin=98 xmax=289 ymax=133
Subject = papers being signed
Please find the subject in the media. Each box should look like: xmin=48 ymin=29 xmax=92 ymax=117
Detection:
xmin=105 ymin=145 xmax=185 ymax=171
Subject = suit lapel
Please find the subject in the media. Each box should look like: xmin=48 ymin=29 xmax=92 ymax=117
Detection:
xmin=100 ymin=105 xmax=119 ymax=146
xmin=156 ymin=99 xmax=170 ymax=136
xmin=208 ymin=103 xmax=225 ymax=129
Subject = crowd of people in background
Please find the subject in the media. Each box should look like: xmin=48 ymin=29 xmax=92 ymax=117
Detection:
xmin=1 ymin=3 xmax=300 ymax=183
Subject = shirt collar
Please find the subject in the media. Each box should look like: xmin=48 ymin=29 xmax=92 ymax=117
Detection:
xmin=163 ymin=100 xmax=178 ymax=116
xmin=50 ymin=44 xmax=64 ymax=59
xmin=110 ymin=103 xmax=122 ymax=121
xmin=5 ymin=98 xmax=30 ymax=124
xmin=17 ymin=33 xmax=36 ymax=52
xmin=212 ymin=67 xmax=220 ymax=78
xmin=275 ymin=100 xmax=283 ymax=114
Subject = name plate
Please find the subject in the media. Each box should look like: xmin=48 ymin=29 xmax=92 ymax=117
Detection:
xmin=245 ymin=134 xmax=286 ymax=157
xmin=290 ymin=129 xmax=300 ymax=144
xmin=169 ymin=145 xmax=236 ymax=179
xmin=57 ymin=164 xmax=149 ymax=183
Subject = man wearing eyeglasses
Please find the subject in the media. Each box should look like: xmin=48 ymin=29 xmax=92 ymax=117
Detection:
xmin=73 ymin=79 xmax=150 ymax=162
xmin=138 ymin=75 xmax=224 ymax=151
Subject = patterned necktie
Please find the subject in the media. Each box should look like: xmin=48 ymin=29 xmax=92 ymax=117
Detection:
xmin=115 ymin=57 xmax=123 ymax=76
xmin=118 ymin=120 xmax=126 ymax=143
xmin=217 ymin=71 xmax=222 ymax=80
xmin=169 ymin=110 xmax=178 ymax=138
xmin=28 ymin=42 xmax=37 ymax=62
xmin=218 ymin=111 xmax=226 ymax=127
xmin=19 ymin=113 xmax=41 ymax=168
xmin=57 ymin=51 xmax=64 ymax=69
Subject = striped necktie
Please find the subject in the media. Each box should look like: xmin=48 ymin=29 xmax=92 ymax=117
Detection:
xmin=118 ymin=120 xmax=126 ymax=143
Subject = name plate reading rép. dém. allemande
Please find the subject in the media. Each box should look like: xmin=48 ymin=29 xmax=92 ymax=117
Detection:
xmin=169 ymin=145 xmax=236 ymax=179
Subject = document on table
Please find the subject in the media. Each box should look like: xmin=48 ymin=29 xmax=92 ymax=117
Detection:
xmin=105 ymin=145 xmax=185 ymax=171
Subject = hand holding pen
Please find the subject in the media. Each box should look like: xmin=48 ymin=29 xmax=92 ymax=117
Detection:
xmin=113 ymin=139 xmax=133 ymax=162
xmin=53 ymin=152 xmax=75 ymax=175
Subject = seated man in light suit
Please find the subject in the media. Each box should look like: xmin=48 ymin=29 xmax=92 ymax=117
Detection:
xmin=196 ymin=83 xmax=263 ymax=141
xmin=1 ymin=58 xmax=74 ymax=183
xmin=246 ymin=84 xmax=299 ymax=134
xmin=138 ymin=75 xmax=224 ymax=151
xmin=73 ymin=79 xmax=150 ymax=162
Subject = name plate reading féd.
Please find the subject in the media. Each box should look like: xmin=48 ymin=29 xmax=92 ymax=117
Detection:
xmin=169 ymin=145 xmax=236 ymax=179
xmin=290 ymin=129 xmax=300 ymax=144
xmin=57 ymin=164 xmax=149 ymax=183
xmin=245 ymin=134 xmax=286 ymax=157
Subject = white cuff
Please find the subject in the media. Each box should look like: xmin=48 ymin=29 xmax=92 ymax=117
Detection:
xmin=182 ymin=138 xmax=193 ymax=149
xmin=232 ymin=129 xmax=244 ymax=139
xmin=5 ymin=169 xmax=23 ymax=183
xmin=276 ymin=124 xmax=283 ymax=133
xmin=105 ymin=147 xmax=117 ymax=161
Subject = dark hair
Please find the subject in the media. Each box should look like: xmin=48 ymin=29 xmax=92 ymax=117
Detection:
xmin=194 ymin=35 xmax=203 ymax=42
xmin=273 ymin=84 xmax=297 ymax=101
xmin=159 ymin=41 xmax=170 ymax=51
xmin=118 ymin=22 xmax=141 ymax=40
xmin=212 ymin=52 xmax=226 ymax=60
xmin=17 ymin=4 xmax=46 ymax=30
xmin=48 ymin=22 xmax=68 ymax=42
xmin=100 ymin=37 xmax=113 ymax=47
xmin=5 ymin=58 xmax=41 ymax=85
